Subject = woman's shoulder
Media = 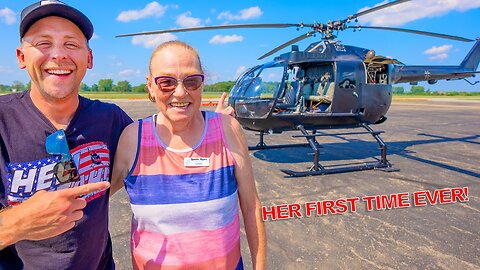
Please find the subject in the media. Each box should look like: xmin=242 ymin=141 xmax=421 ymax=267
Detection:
xmin=122 ymin=115 xmax=156 ymax=139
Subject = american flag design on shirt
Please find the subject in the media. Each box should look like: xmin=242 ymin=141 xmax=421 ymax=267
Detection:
xmin=6 ymin=141 xmax=110 ymax=205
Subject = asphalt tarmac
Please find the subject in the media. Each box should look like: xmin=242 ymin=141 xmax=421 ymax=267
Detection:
xmin=108 ymin=98 xmax=480 ymax=270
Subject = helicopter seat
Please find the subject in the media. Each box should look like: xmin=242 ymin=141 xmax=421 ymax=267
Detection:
xmin=303 ymin=83 xmax=322 ymax=101
xmin=304 ymin=82 xmax=333 ymax=103
xmin=276 ymin=81 xmax=301 ymax=110
xmin=302 ymin=83 xmax=314 ymax=98
xmin=319 ymin=81 xmax=335 ymax=101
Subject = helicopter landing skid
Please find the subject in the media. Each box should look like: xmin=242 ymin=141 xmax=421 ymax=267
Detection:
xmin=248 ymin=131 xmax=314 ymax=151
xmin=281 ymin=161 xmax=397 ymax=177
xmin=280 ymin=123 xmax=399 ymax=177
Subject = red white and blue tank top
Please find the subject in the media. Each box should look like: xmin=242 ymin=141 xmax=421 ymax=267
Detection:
xmin=125 ymin=111 xmax=243 ymax=270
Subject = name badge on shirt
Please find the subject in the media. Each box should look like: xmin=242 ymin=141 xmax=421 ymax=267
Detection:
xmin=184 ymin=157 xmax=210 ymax=167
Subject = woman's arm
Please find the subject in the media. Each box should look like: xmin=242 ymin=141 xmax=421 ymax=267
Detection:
xmin=222 ymin=114 xmax=266 ymax=270
xmin=110 ymin=122 xmax=139 ymax=197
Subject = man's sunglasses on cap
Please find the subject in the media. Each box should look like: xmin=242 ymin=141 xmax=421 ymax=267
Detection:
xmin=45 ymin=129 xmax=79 ymax=184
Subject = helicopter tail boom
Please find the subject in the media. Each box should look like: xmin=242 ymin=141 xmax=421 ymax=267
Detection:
xmin=390 ymin=39 xmax=480 ymax=84
xmin=460 ymin=38 xmax=480 ymax=70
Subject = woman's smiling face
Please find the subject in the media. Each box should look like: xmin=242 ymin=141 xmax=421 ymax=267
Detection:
xmin=147 ymin=45 xmax=204 ymax=125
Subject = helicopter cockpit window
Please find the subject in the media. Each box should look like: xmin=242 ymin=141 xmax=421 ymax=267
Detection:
xmin=274 ymin=67 xmax=302 ymax=109
xmin=244 ymin=77 xmax=263 ymax=98
xmin=229 ymin=61 xmax=287 ymax=119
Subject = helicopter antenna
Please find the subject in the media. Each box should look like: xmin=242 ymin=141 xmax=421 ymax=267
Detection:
xmin=463 ymin=77 xmax=480 ymax=85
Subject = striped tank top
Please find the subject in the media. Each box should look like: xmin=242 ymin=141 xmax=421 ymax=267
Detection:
xmin=125 ymin=111 xmax=243 ymax=270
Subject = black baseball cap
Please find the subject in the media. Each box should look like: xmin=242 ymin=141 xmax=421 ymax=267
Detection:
xmin=20 ymin=0 xmax=94 ymax=40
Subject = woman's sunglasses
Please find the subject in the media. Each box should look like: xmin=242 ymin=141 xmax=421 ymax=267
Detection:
xmin=153 ymin=74 xmax=205 ymax=92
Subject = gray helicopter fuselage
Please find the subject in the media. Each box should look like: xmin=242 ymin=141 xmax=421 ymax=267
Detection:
xmin=228 ymin=39 xmax=480 ymax=133
xmin=229 ymin=41 xmax=393 ymax=132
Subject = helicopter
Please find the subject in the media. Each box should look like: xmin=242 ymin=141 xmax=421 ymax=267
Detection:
xmin=117 ymin=0 xmax=480 ymax=177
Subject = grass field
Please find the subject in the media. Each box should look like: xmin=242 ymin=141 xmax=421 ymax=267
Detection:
xmin=392 ymin=95 xmax=480 ymax=101
xmin=79 ymin=91 xmax=224 ymax=100
xmin=82 ymin=92 xmax=480 ymax=101
xmin=2 ymin=91 xmax=479 ymax=101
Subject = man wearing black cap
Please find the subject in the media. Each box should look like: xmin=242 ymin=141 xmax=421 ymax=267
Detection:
xmin=0 ymin=1 xmax=132 ymax=269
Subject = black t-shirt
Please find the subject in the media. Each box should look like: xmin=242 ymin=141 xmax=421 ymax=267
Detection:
xmin=0 ymin=91 xmax=132 ymax=270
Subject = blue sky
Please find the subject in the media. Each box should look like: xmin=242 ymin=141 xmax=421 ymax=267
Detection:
xmin=1 ymin=0 xmax=479 ymax=91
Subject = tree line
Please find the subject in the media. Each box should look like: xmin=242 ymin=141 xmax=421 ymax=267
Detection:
xmin=0 ymin=80 xmax=237 ymax=93
xmin=392 ymin=86 xmax=480 ymax=96
xmin=1 ymin=80 xmax=478 ymax=96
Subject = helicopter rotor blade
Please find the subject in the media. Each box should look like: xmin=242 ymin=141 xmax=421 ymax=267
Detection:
xmin=257 ymin=31 xmax=315 ymax=60
xmin=349 ymin=0 xmax=412 ymax=20
xmin=116 ymin=23 xmax=302 ymax=37
xmin=349 ymin=25 xmax=474 ymax=42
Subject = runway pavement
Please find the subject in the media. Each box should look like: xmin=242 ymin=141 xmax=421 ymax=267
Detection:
xmin=108 ymin=98 xmax=480 ymax=269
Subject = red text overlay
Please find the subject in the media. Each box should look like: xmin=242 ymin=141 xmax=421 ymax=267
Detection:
xmin=262 ymin=187 xmax=469 ymax=221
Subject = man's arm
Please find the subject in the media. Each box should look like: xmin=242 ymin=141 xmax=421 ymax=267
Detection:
xmin=0 ymin=181 xmax=110 ymax=249
xmin=110 ymin=122 xmax=138 ymax=197
xmin=222 ymin=114 xmax=266 ymax=270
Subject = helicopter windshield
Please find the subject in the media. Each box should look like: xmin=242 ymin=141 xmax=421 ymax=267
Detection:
xmin=229 ymin=61 xmax=287 ymax=119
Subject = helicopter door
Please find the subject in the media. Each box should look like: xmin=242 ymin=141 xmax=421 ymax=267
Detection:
xmin=229 ymin=61 xmax=287 ymax=119
xmin=330 ymin=61 xmax=364 ymax=113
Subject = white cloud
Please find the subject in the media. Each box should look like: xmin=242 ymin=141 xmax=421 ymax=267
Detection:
xmin=429 ymin=53 xmax=449 ymax=60
xmin=91 ymin=33 xmax=100 ymax=40
xmin=217 ymin=6 xmax=262 ymax=21
xmin=205 ymin=73 xmax=220 ymax=83
xmin=209 ymin=34 xmax=243 ymax=44
xmin=131 ymin=33 xmax=177 ymax=48
xmin=119 ymin=69 xmax=142 ymax=76
xmin=0 ymin=7 xmax=16 ymax=25
xmin=117 ymin=2 xmax=168 ymax=22
xmin=176 ymin=12 xmax=202 ymax=27
xmin=423 ymin=44 xmax=452 ymax=55
xmin=424 ymin=44 xmax=452 ymax=60
xmin=357 ymin=0 xmax=480 ymax=26
xmin=236 ymin=65 xmax=247 ymax=76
